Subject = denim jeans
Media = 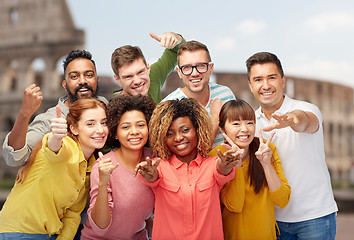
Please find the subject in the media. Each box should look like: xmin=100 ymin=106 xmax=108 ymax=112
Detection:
xmin=276 ymin=212 xmax=337 ymax=240
xmin=0 ymin=233 xmax=57 ymax=240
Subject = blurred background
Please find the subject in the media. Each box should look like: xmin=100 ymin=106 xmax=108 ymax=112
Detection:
xmin=0 ymin=0 xmax=353 ymax=238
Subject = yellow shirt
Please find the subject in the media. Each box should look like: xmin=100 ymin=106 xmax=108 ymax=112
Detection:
xmin=209 ymin=142 xmax=291 ymax=240
xmin=0 ymin=133 xmax=95 ymax=240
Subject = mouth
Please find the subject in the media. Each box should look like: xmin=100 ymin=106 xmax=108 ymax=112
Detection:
xmin=132 ymin=82 xmax=145 ymax=91
xmin=260 ymin=91 xmax=274 ymax=97
xmin=190 ymin=79 xmax=201 ymax=84
xmin=128 ymin=137 xmax=144 ymax=144
xmin=175 ymin=142 xmax=189 ymax=150
xmin=236 ymin=135 xmax=250 ymax=142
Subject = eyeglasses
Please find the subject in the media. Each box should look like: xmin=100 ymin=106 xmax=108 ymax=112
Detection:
xmin=179 ymin=63 xmax=210 ymax=76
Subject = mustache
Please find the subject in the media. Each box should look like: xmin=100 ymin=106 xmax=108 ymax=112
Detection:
xmin=74 ymin=84 xmax=94 ymax=94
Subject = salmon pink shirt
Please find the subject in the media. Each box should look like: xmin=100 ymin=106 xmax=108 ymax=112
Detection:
xmin=140 ymin=153 xmax=235 ymax=240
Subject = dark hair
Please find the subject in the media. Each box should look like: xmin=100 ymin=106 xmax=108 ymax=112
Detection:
xmin=219 ymin=99 xmax=270 ymax=194
xmin=111 ymin=45 xmax=147 ymax=77
xmin=177 ymin=40 xmax=211 ymax=65
xmin=149 ymin=98 xmax=212 ymax=159
xmin=245 ymin=52 xmax=284 ymax=80
xmin=106 ymin=94 xmax=156 ymax=148
xmin=63 ymin=50 xmax=96 ymax=74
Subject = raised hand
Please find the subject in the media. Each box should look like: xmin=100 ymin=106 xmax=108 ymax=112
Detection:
xmin=47 ymin=105 xmax=67 ymax=152
xmin=133 ymin=157 xmax=160 ymax=182
xmin=218 ymin=130 xmax=245 ymax=169
xmin=149 ymin=32 xmax=182 ymax=49
xmin=97 ymin=152 xmax=119 ymax=185
xmin=21 ymin=84 xmax=43 ymax=118
xmin=262 ymin=112 xmax=299 ymax=132
xmin=255 ymin=130 xmax=275 ymax=165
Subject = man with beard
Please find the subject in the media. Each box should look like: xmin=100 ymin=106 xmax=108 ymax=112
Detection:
xmin=3 ymin=50 xmax=108 ymax=167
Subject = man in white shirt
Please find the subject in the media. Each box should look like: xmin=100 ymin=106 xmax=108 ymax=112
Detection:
xmin=246 ymin=51 xmax=337 ymax=239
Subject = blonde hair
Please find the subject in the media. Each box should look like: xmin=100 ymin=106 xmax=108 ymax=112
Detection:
xmin=149 ymin=98 xmax=212 ymax=159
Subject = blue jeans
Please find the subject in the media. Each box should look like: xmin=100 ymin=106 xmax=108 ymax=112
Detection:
xmin=0 ymin=233 xmax=57 ymax=239
xmin=276 ymin=213 xmax=337 ymax=240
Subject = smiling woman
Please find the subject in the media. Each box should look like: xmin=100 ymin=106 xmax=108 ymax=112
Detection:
xmin=0 ymin=98 xmax=108 ymax=240
xmin=81 ymin=94 xmax=156 ymax=240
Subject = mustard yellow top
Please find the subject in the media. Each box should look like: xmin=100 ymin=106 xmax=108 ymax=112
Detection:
xmin=0 ymin=133 xmax=95 ymax=240
xmin=209 ymin=142 xmax=291 ymax=240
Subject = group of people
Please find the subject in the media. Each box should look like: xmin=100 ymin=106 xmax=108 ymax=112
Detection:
xmin=0 ymin=31 xmax=337 ymax=240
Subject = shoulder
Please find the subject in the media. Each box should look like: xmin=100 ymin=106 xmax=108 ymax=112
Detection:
xmin=284 ymin=95 xmax=322 ymax=121
xmin=162 ymin=88 xmax=185 ymax=102
xmin=209 ymin=83 xmax=236 ymax=100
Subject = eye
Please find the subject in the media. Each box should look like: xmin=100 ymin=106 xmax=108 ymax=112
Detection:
xmin=121 ymin=125 xmax=129 ymax=130
xmin=138 ymin=123 xmax=146 ymax=128
xmin=182 ymin=65 xmax=191 ymax=71
xmin=232 ymin=122 xmax=240 ymax=126
xmin=166 ymin=132 xmax=174 ymax=137
xmin=69 ymin=74 xmax=78 ymax=80
xmin=182 ymin=128 xmax=190 ymax=133
xmin=102 ymin=120 xmax=108 ymax=125
xmin=247 ymin=121 xmax=254 ymax=125
xmin=86 ymin=73 xmax=94 ymax=78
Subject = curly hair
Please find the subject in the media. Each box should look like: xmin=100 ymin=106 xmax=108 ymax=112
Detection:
xmin=149 ymin=98 xmax=212 ymax=159
xmin=106 ymin=94 xmax=156 ymax=148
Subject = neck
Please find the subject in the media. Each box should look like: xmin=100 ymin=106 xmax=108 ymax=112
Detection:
xmin=115 ymin=147 xmax=144 ymax=170
xmin=261 ymin=95 xmax=285 ymax=120
xmin=181 ymin=86 xmax=210 ymax=107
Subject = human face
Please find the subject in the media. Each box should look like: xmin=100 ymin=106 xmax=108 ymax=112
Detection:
xmin=62 ymin=58 xmax=98 ymax=104
xmin=115 ymin=59 xmax=150 ymax=97
xmin=177 ymin=50 xmax=213 ymax=96
xmin=224 ymin=118 xmax=255 ymax=154
xmin=166 ymin=116 xmax=198 ymax=164
xmin=116 ymin=110 xmax=148 ymax=151
xmin=71 ymin=107 xmax=108 ymax=160
xmin=248 ymin=62 xmax=285 ymax=112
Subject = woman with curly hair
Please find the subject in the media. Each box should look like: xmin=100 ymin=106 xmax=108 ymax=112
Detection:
xmin=134 ymin=98 xmax=240 ymax=240
xmin=81 ymin=94 xmax=156 ymax=240
xmin=208 ymin=99 xmax=291 ymax=240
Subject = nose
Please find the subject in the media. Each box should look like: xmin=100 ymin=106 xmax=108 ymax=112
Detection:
xmin=96 ymin=123 xmax=105 ymax=133
xmin=262 ymin=79 xmax=270 ymax=89
xmin=78 ymin=74 xmax=87 ymax=84
xmin=130 ymin=125 xmax=138 ymax=134
xmin=191 ymin=66 xmax=199 ymax=76
xmin=174 ymin=132 xmax=183 ymax=142
xmin=240 ymin=123 xmax=248 ymax=131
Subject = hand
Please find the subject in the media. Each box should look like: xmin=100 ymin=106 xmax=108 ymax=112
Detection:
xmin=50 ymin=105 xmax=67 ymax=142
xmin=218 ymin=130 xmax=245 ymax=168
xmin=150 ymin=32 xmax=182 ymax=49
xmin=97 ymin=152 xmax=119 ymax=185
xmin=262 ymin=113 xmax=299 ymax=132
xmin=209 ymin=98 xmax=224 ymax=121
xmin=255 ymin=130 xmax=275 ymax=165
xmin=133 ymin=157 xmax=160 ymax=182
xmin=20 ymin=84 xmax=43 ymax=118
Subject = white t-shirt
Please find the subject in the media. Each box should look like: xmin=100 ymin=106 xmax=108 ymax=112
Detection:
xmin=255 ymin=94 xmax=338 ymax=222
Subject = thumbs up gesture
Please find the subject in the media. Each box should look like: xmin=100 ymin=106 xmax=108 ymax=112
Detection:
xmin=149 ymin=32 xmax=182 ymax=49
xmin=48 ymin=105 xmax=67 ymax=152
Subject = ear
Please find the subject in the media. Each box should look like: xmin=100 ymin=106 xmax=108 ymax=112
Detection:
xmin=248 ymin=80 xmax=254 ymax=94
xmin=176 ymin=66 xmax=183 ymax=79
xmin=70 ymin=125 xmax=79 ymax=136
xmin=146 ymin=63 xmax=150 ymax=75
xmin=114 ymin=75 xmax=122 ymax=85
xmin=209 ymin=63 xmax=214 ymax=75
xmin=282 ymin=75 xmax=286 ymax=89
xmin=62 ymin=79 xmax=67 ymax=91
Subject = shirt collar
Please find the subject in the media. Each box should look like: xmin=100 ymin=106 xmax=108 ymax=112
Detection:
xmin=256 ymin=94 xmax=290 ymax=120
xmin=170 ymin=152 xmax=203 ymax=169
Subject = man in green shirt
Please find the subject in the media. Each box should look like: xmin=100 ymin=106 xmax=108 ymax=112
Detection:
xmin=111 ymin=32 xmax=185 ymax=103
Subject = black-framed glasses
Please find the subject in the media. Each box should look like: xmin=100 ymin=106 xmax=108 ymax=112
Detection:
xmin=179 ymin=62 xmax=210 ymax=76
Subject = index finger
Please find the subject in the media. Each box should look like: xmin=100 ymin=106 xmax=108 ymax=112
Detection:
xmin=266 ymin=132 xmax=275 ymax=146
xmin=220 ymin=129 xmax=235 ymax=147
xmin=56 ymin=105 xmax=61 ymax=118
xmin=149 ymin=32 xmax=161 ymax=42
xmin=258 ymin=129 xmax=264 ymax=143
xmin=98 ymin=151 xmax=104 ymax=160
xmin=146 ymin=157 xmax=152 ymax=167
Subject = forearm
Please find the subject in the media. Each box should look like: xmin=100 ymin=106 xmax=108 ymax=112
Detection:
xmin=91 ymin=183 xmax=112 ymax=229
xmin=262 ymin=163 xmax=282 ymax=191
xmin=290 ymin=110 xmax=319 ymax=133
xmin=8 ymin=111 xmax=32 ymax=150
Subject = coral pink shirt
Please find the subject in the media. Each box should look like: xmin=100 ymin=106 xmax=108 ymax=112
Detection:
xmin=140 ymin=153 xmax=235 ymax=240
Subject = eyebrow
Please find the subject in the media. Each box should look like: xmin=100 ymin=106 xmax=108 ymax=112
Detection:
xmin=68 ymin=70 xmax=95 ymax=75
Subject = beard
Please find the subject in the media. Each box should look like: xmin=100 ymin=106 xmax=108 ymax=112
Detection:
xmin=66 ymin=83 xmax=98 ymax=103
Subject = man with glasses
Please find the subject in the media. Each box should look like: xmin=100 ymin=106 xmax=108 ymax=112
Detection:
xmin=163 ymin=40 xmax=235 ymax=147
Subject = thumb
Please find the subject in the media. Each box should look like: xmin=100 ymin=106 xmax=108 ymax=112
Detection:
xmin=98 ymin=151 xmax=104 ymax=160
xmin=56 ymin=105 xmax=61 ymax=118
xmin=149 ymin=32 xmax=161 ymax=42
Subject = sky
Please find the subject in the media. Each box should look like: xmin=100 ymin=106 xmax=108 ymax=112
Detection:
xmin=67 ymin=0 xmax=354 ymax=89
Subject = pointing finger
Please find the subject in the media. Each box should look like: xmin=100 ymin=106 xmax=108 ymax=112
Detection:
xmin=149 ymin=32 xmax=161 ymax=42
xmin=56 ymin=105 xmax=61 ymax=118
xmin=258 ymin=129 xmax=264 ymax=143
